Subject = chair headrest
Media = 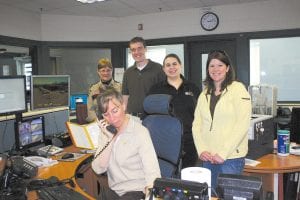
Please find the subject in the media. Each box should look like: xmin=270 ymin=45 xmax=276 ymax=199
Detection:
xmin=143 ymin=94 xmax=173 ymax=115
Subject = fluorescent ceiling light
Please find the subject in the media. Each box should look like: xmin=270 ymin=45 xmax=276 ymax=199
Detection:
xmin=77 ymin=0 xmax=106 ymax=3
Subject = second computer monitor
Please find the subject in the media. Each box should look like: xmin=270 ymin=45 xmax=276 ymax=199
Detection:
xmin=15 ymin=116 xmax=46 ymax=151
xmin=31 ymin=75 xmax=70 ymax=110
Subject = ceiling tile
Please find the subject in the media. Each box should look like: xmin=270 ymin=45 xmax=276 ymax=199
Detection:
xmin=0 ymin=0 xmax=268 ymax=17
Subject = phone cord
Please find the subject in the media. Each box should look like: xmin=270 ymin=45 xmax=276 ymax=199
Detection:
xmin=93 ymin=137 xmax=115 ymax=160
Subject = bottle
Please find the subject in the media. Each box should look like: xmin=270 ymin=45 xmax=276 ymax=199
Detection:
xmin=277 ymin=130 xmax=290 ymax=156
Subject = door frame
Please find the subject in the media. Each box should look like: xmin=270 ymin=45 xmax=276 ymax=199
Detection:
xmin=187 ymin=39 xmax=237 ymax=90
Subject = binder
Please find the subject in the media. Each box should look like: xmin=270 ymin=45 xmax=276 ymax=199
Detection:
xmin=66 ymin=121 xmax=100 ymax=149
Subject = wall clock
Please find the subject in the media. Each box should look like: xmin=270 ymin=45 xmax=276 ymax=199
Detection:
xmin=200 ymin=12 xmax=219 ymax=31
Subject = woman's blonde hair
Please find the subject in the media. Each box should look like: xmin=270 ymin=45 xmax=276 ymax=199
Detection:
xmin=98 ymin=58 xmax=112 ymax=70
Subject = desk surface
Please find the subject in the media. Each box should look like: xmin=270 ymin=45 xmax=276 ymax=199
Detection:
xmin=244 ymin=153 xmax=300 ymax=200
xmin=29 ymin=152 xmax=300 ymax=200
xmin=29 ymin=146 xmax=219 ymax=200
xmin=28 ymin=146 xmax=94 ymax=199
xmin=244 ymin=153 xmax=300 ymax=173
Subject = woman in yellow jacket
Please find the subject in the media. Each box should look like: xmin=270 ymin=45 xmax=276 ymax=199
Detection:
xmin=192 ymin=50 xmax=251 ymax=191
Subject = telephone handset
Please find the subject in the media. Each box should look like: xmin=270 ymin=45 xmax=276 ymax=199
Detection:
xmin=106 ymin=124 xmax=117 ymax=135
xmin=97 ymin=114 xmax=117 ymax=135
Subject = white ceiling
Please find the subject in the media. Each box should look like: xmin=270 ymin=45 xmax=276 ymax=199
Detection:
xmin=0 ymin=0 xmax=267 ymax=18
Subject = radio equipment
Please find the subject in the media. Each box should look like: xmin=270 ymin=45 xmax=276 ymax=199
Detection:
xmin=152 ymin=177 xmax=209 ymax=200
xmin=11 ymin=156 xmax=38 ymax=178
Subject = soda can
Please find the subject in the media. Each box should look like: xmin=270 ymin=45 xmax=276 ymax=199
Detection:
xmin=277 ymin=130 xmax=290 ymax=156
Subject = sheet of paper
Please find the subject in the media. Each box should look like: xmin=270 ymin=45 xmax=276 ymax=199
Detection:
xmin=114 ymin=68 xmax=124 ymax=83
xmin=85 ymin=122 xmax=100 ymax=148
xmin=245 ymin=158 xmax=261 ymax=167
xmin=68 ymin=123 xmax=93 ymax=149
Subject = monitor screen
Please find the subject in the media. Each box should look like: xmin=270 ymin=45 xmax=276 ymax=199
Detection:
xmin=15 ymin=116 xmax=45 ymax=150
xmin=217 ymin=173 xmax=263 ymax=200
xmin=290 ymin=107 xmax=300 ymax=143
xmin=0 ymin=76 xmax=27 ymax=115
xmin=70 ymin=94 xmax=88 ymax=111
xmin=31 ymin=75 xmax=70 ymax=110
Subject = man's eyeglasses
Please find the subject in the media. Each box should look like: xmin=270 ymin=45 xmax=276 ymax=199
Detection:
xmin=130 ymin=46 xmax=144 ymax=53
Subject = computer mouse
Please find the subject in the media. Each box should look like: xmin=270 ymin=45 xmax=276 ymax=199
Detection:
xmin=61 ymin=153 xmax=74 ymax=159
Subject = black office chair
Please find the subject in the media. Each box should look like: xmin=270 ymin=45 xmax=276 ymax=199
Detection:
xmin=142 ymin=94 xmax=183 ymax=178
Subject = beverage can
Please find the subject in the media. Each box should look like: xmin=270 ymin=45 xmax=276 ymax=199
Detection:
xmin=277 ymin=130 xmax=290 ymax=156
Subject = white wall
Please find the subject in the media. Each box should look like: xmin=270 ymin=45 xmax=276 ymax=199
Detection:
xmin=0 ymin=0 xmax=299 ymax=41
xmin=0 ymin=5 xmax=41 ymax=40
xmin=41 ymin=0 xmax=300 ymax=42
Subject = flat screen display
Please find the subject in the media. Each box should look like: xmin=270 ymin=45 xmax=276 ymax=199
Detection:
xmin=15 ymin=116 xmax=45 ymax=150
xmin=0 ymin=76 xmax=27 ymax=115
xmin=217 ymin=173 xmax=263 ymax=200
xmin=31 ymin=75 xmax=70 ymax=110
xmin=70 ymin=94 xmax=88 ymax=111
xmin=291 ymin=107 xmax=300 ymax=143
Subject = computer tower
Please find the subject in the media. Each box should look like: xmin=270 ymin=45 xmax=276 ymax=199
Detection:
xmin=247 ymin=115 xmax=275 ymax=160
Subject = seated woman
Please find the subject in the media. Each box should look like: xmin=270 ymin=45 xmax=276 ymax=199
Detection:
xmin=91 ymin=88 xmax=161 ymax=200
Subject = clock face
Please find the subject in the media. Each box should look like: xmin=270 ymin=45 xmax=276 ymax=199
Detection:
xmin=201 ymin=12 xmax=219 ymax=31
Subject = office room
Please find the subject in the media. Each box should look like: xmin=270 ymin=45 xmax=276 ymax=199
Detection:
xmin=0 ymin=0 xmax=300 ymax=199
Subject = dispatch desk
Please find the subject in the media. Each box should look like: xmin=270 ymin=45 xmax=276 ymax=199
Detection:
xmin=244 ymin=153 xmax=300 ymax=200
xmin=27 ymin=146 xmax=96 ymax=199
xmin=27 ymin=145 xmax=220 ymax=200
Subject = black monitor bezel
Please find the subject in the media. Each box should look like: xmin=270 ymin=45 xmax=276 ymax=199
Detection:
xmin=216 ymin=173 xmax=263 ymax=200
xmin=0 ymin=75 xmax=27 ymax=115
xmin=14 ymin=115 xmax=46 ymax=151
xmin=290 ymin=107 xmax=300 ymax=143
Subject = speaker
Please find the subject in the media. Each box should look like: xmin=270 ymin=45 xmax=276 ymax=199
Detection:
xmin=76 ymin=103 xmax=88 ymax=125
xmin=48 ymin=133 xmax=72 ymax=147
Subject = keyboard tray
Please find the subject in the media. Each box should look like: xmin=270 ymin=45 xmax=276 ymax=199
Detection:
xmin=37 ymin=185 xmax=88 ymax=200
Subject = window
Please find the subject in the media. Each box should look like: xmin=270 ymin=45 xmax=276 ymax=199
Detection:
xmin=126 ymin=44 xmax=184 ymax=75
xmin=49 ymin=48 xmax=111 ymax=94
xmin=250 ymin=37 xmax=300 ymax=102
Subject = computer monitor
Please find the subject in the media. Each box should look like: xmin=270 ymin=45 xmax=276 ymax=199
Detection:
xmin=216 ymin=173 xmax=263 ymax=200
xmin=31 ymin=75 xmax=70 ymax=110
xmin=290 ymin=107 xmax=300 ymax=143
xmin=0 ymin=76 xmax=27 ymax=115
xmin=15 ymin=116 xmax=45 ymax=151
xmin=70 ymin=94 xmax=88 ymax=111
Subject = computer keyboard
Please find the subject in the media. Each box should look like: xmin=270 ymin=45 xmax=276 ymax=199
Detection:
xmin=37 ymin=185 xmax=88 ymax=200
xmin=37 ymin=145 xmax=64 ymax=156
